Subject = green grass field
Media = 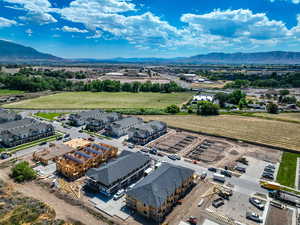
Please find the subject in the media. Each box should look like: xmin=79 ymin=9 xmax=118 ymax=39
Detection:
xmin=141 ymin=114 xmax=300 ymax=151
xmin=35 ymin=112 xmax=62 ymax=120
xmin=3 ymin=92 xmax=193 ymax=109
xmin=277 ymin=152 xmax=300 ymax=188
xmin=0 ymin=89 xmax=24 ymax=96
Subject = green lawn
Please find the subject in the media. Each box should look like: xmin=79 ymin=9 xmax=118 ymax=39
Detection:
xmin=276 ymin=152 xmax=300 ymax=188
xmin=35 ymin=112 xmax=62 ymax=120
xmin=0 ymin=89 xmax=24 ymax=96
xmin=3 ymin=92 xmax=193 ymax=109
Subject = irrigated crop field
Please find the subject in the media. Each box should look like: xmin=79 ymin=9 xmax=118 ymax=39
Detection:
xmin=141 ymin=115 xmax=300 ymax=151
xmin=3 ymin=92 xmax=193 ymax=109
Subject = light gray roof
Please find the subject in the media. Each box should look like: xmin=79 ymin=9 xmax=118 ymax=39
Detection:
xmin=127 ymin=163 xmax=194 ymax=208
xmin=109 ymin=117 xmax=142 ymax=129
xmin=86 ymin=151 xmax=150 ymax=186
xmin=0 ymin=109 xmax=21 ymax=123
xmin=130 ymin=120 xmax=167 ymax=139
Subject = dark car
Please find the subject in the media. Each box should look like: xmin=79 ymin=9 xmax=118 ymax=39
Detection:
xmin=221 ymin=170 xmax=232 ymax=177
xmin=208 ymin=167 xmax=217 ymax=172
xmin=212 ymin=198 xmax=224 ymax=208
xmin=168 ymin=155 xmax=177 ymax=160
xmin=56 ymin=136 xmax=63 ymax=140
xmin=235 ymin=166 xmax=246 ymax=173
xmin=149 ymin=149 xmax=157 ymax=155
xmin=266 ymin=164 xmax=275 ymax=169
xmin=88 ymin=137 xmax=95 ymax=141
xmin=0 ymin=153 xmax=11 ymax=160
xmin=249 ymin=197 xmax=265 ymax=210
xmin=39 ymin=141 xmax=47 ymax=146
xmin=264 ymin=168 xmax=275 ymax=173
xmin=262 ymin=173 xmax=274 ymax=180
xmin=64 ymin=134 xmax=70 ymax=138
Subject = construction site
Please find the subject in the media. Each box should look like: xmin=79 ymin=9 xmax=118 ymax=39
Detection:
xmin=149 ymin=130 xmax=198 ymax=154
xmin=56 ymin=142 xmax=118 ymax=179
xmin=186 ymin=139 xmax=232 ymax=163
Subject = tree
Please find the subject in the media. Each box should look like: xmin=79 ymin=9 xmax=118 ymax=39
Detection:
xmin=11 ymin=161 xmax=36 ymax=182
xmin=279 ymin=89 xmax=290 ymax=96
xmin=227 ymin=90 xmax=246 ymax=105
xmin=266 ymin=102 xmax=279 ymax=114
xmin=165 ymin=104 xmax=180 ymax=114
xmin=215 ymin=92 xmax=228 ymax=108
xmin=197 ymin=101 xmax=219 ymax=116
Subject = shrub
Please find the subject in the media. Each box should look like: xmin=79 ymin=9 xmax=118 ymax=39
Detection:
xmin=197 ymin=101 xmax=219 ymax=116
xmin=11 ymin=161 xmax=36 ymax=182
xmin=165 ymin=104 xmax=180 ymax=114
xmin=266 ymin=102 xmax=279 ymax=114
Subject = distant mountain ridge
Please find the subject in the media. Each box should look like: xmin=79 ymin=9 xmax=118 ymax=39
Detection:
xmin=1 ymin=40 xmax=300 ymax=64
xmin=0 ymin=40 xmax=61 ymax=62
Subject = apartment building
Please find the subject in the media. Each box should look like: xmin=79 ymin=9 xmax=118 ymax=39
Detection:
xmin=128 ymin=120 xmax=167 ymax=145
xmin=105 ymin=116 xmax=143 ymax=137
xmin=0 ymin=118 xmax=54 ymax=147
xmin=126 ymin=163 xmax=195 ymax=222
xmin=86 ymin=151 xmax=151 ymax=196
xmin=0 ymin=108 xmax=22 ymax=124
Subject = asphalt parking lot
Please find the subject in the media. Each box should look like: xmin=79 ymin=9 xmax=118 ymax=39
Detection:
xmin=209 ymin=191 xmax=267 ymax=225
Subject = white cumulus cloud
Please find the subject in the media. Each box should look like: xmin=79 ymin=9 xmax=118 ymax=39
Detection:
xmin=61 ymin=25 xmax=88 ymax=33
xmin=0 ymin=17 xmax=17 ymax=27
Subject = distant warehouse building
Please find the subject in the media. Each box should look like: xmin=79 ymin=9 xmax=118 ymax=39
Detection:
xmin=105 ymin=116 xmax=143 ymax=137
xmin=69 ymin=110 xmax=121 ymax=131
xmin=126 ymin=163 xmax=195 ymax=222
xmin=56 ymin=142 xmax=118 ymax=179
xmin=0 ymin=118 xmax=54 ymax=147
xmin=86 ymin=151 xmax=151 ymax=196
xmin=128 ymin=120 xmax=167 ymax=145
xmin=0 ymin=109 xmax=22 ymax=124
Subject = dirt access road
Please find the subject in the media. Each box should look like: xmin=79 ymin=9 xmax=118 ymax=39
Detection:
xmin=0 ymin=167 xmax=108 ymax=225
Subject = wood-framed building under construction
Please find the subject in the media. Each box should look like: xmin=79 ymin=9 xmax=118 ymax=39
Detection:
xmin=56 ymin=142 xmax=118 ymax=179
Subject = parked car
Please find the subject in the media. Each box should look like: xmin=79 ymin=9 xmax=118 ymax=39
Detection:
xmin=235 ymin=166 xmax=246 ymax=173
xmin=56 ymin=136 xmax=63 ymax=140
xmin=88 ymin=137 xmax=95 ymax=141
xmin=212 ymin=198 xmax=224 ymax=208
xmin=39 ymin=141 xmax=47 ymax=146
xmin=249 ymin=197 xmax=265 ymax=210
xmin=149 ymin=149 xmax=157 ymax=155
xmin=266 ymin=164 xmax=275 ymax=169
xmin=157 ymin=152 xmax=164 ymax=157
xmin=264 ymin=167 xmax=275 ymax=173
xmin=221 ymin=170 xmax=232 ymax=177
xmin=113 ymin=189 xmax=125 ymax=200
xmin=246 ymin=212 xmax=263 ymax=223
xmin=141 ymin=149 xmax=149 ymax=153
xmin=174 ymin=154 xmax=181 ymax=160
xmin=168 ymin=155 xmax=177 ymax=160
xmin=0 ymin=153 xmax=11 ymax=160
xmin=262 ymin=173 xmax=274 ymax=180
xmin=208 ymin=167 xmax=217 ymax=172
xmin=200 ymin=171 xmax=207 ymax=180
xmin=63 ymin=137 xmax=71 ymax=142
xmin=64 ymin=134 xmax=70 ymax=138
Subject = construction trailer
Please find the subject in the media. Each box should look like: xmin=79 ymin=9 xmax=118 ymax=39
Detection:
xmin=56 ymin=142 xmax=118 ymax=179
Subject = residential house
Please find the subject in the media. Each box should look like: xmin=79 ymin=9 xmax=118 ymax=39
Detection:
xmin=105 ymin=116 xmax=143 ymax=137
xmin=86 ymin=151 xmax=151 ymax=196
xmin=128 ymin=120 xmax=167 ymax=145
xmin=126 ymin=163 xmax=195 ymax=222
xmin=0 ymin=118 xmax=54 ymax=147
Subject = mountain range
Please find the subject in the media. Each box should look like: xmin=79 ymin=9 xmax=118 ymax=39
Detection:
xmin=1 ymin=39 xmax=300 ymax=64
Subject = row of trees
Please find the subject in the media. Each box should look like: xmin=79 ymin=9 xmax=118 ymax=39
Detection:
xmin=0 ymin=71 xmax=185 ymax=93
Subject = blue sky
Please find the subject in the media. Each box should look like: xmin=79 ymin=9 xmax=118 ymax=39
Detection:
xmin=0 ymin=0 xmax=300 ymax=58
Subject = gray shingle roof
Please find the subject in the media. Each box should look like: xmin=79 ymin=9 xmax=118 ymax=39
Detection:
xmin=130 ymin=120 xmax=166 ymax=138
xmin=127 ymin=163 xmax=194 ymax=208
xmin=86 ymin=151 xmax=150 ymax=186
xmin=109 ymin=117 xmax=142 ymax=130
xmin=0 ymin=109 xmax=21 ymax=123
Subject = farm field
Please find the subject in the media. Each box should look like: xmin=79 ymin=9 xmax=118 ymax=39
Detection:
xmin=0 ymin=89 xmax=24 ymax=96
xmin=3 ymin=92 xmax=193 ymax=109
xmin=140 ymin=114 xmax=300 ymax=151
xmin=254 ymin=112 xmax=300 ymax=123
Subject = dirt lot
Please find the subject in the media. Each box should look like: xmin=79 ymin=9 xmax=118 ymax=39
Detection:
xmin=265 ymin=205 xmax=293 ymax=225
xmin=0 ymin=165 xmax=118 ymax=225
